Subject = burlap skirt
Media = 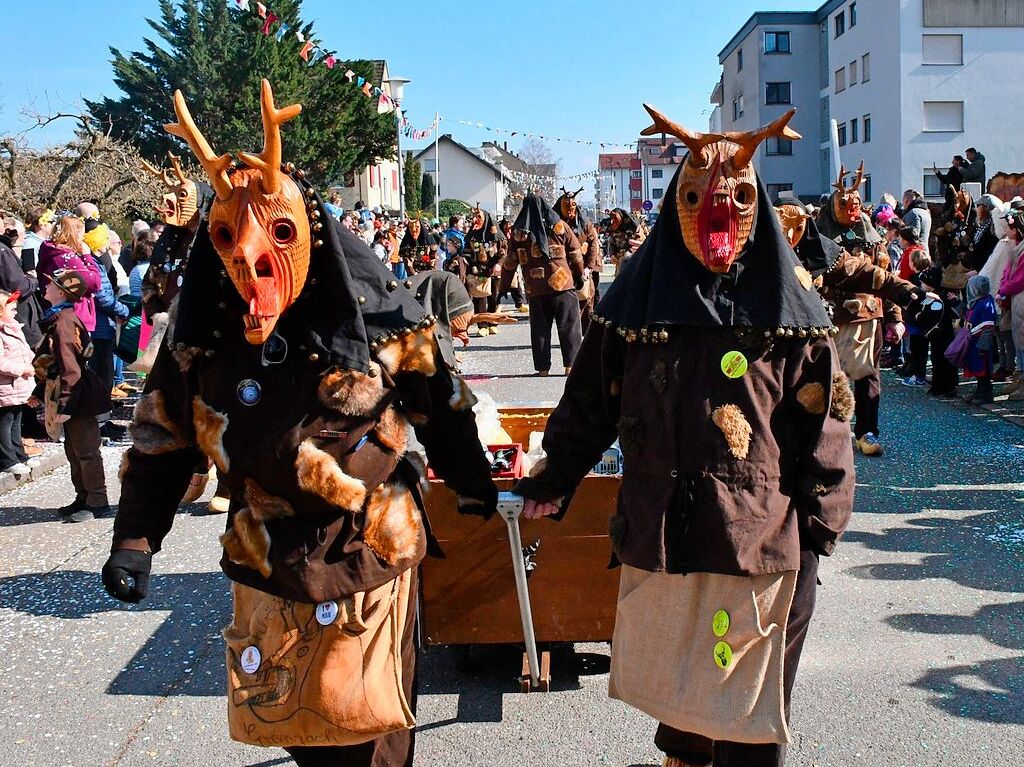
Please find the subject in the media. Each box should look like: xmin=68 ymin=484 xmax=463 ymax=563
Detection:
xmin=609 ymin=565 xmax=798 ymax=745
xmin=224 ymin=568 xmax=415 ymax=749
xmin=834 ymin=319 xmax=882 ymax=381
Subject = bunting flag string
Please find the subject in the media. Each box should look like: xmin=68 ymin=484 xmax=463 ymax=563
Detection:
xmin=504 ymin=168 xmax=599 ymax=184
xmin=439 ymin=116 xmax=636 ymax=149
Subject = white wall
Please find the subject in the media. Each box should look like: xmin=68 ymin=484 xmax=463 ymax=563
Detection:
xmin=597 ymin=168 xmax=631 ymax=211
xmin=417 ymin=141 xmax=504 ymax=214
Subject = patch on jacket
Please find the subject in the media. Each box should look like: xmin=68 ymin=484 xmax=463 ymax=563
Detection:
xmin=649 ymin=360 xmax=667 ymax=394
xmin=173 ymin=345 xmax=203 ymax=372
xmin=871 ymin=268 xmax=886 ymax=290
xmin=553 ymin=221 xmax=565 ymax=236
xmin=130 ymin=390 xmax=188 ymax=455
xmin=376 ymin=327 xmax=437 ymax=377
xmin=318 ymin=364 xmax=385 ymax=416
xmin=374 ymin=406 xmax=409 ymax=454
xmin=448 ymin=374 xmax=477 ymax=411
xmin=794 ymin=265 xmax=813 ymax=291
xmin=796 ymin=382 xmax=827 ymax=415
xmin=547 ymin=265 xmax=573 ymax=292
xmin=865 ymin=297 xmax=879 ymax=313
xmin=192 ymin=397 xmax=230 ymax=473
xmin=830 ymin=372 xmax=855 ymax=422
xmin=220 ymin=480 xmax=296 ymax=578
xmin=711 ymin=404 xmax=752 ymax=460
xmin=295 ymin=439 xmax=367 ymax=511
xmin=842 ymin=299 xmax=863 ymax=315
xmin=363 ymin=481 xmax=424 ymax=566
xmin=617 ymin=416 xmax=644 ymax=456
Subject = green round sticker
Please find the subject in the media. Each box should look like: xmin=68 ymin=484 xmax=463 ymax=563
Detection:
xmin=720 ymin=351 xmax=748 ymax=379
xmin=714 ymin=641 xmax=733 ymax=670
xmin=712 ymin=610 xmax=730 ymax=637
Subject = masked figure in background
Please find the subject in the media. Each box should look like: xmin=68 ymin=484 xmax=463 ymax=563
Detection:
xmin=555 ymin=188 xmax=602 ymax=333
xmin=815 ymin=163 xmax=903 ymax=457
xmin=463 ymin=206 xmax=507 ymax=336
xmin=397 ymin=218 xmax=435 ymax=281
xmin=934 ymin=186 xmax=977 ymax=292
xmin=504 ymin=193 xmax=585 ymax=376
xmin=102 ymin=81 xmax=497 ymax=767
xmin=516 ymin=106 xmax=854 ymax=767
xmin=606 ymin=207 xmax=638 ymax=275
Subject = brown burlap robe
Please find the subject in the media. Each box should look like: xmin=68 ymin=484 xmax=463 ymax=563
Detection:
xmin=609 ymin=565 xmax=798 ymax=745
xmin=224 ymin=568 xmax=415 ymax=748
xmin=834 ymin=319 xmax=881 ymax=381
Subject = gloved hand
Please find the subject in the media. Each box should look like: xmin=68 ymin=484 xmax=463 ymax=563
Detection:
xmin=102 ymin=549 xmax=152 ymax=604
xmin=456 ymin=482 xmax=498 ymax=520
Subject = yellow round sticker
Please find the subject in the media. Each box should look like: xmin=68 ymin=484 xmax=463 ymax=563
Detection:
xmin=712 ymin=610 xmax=730 ymax=637
xmin=714 ymin=641 xmax=733 ymax=670
xmin=720 ymin=351 xmax=748 ymax=379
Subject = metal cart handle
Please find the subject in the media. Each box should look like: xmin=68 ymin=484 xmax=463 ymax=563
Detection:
xmin=496 ymin=491 xmax=542 ymax=690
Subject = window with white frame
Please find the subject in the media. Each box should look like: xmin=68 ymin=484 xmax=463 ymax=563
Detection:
xmin=924 ymin=170 xmax=947 ymax=198
xmin=922 ymin=34 xmax=963 ymax=65
xmin=835 ymin=68 xmax=846 ymax=92
xmin=861 ymin=53 xmax=871 ymax=81
xmin=923 ymin=101 xmax=964 ymax=132
xmin=764 ymin=31 xmax=791 ymax=53
xmin=422 ymin=159 xmax=437 ymax=172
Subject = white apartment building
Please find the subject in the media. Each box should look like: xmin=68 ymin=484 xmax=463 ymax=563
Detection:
xmin=713 ymin=0 xmax=1024 ymax=202
xmin=597 ymin=153 xmax=633 ymax=212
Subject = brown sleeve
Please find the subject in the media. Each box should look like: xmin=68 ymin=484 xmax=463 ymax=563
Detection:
xmin=54 ymin=313 xmax=84 ymax=414
xmin=561 ymin=227 xmax=585 ymax=281
xmin=824 ymin=252 xmax=917 ymax=308
xmin=585 ymin=224 xmax=603 ymax=270
xmin=785 ymin=338 xmax=856 ymax=555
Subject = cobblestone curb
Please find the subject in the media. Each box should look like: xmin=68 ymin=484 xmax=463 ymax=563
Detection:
xmin=0 ymin=446 xmax=68 ymax=495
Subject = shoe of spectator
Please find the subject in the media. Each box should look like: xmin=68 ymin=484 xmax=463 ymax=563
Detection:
xmin=3 ymin=462 xmax=30 ymax=477
xmin=22 ymin=437 xmax=35 ymax=447
xmin=489 ymin=326 xmax=499 ymax=335
xmin=64 ymin=509 xmax=95 ymax=523
xmin=58 ymin=497 xmax=87 ymax=518
xmin=111 ymin=386 xmax=128 ymax=399
xmin=87 ymin=504 xmax=114 ymax=518
xmin=855 ymin=433 xmax=885 ymax=457
xmin=116 ymin=382 xmax=141 ymax=393
xmin=992 ymin=367 xmax=1010 ymax=383
xmin=24 ymin=444 xmax=43 ymax=457
xmin=516 ymin=304 xmax=529 ymax=313
xmin=25 ymin=458 xmax=41 ymax=469
xmin=901 ymin=375 xmax=927 ymax=387
xmin=209 ymin=495 xmax=230 ymax=514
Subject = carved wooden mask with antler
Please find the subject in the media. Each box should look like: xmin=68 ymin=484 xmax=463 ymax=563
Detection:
xmin=642 ymin=105 xmax=801 ymax=273
xmin=165 ymin=79 xmax=309 ymax=345
xmin=141 ymin=153 xmax=199 ymax=228
xmin=832 ymin=162 xmax=865 ymax=227
xmin=558 ymin=187 xmax=584 ymax=221
xmin=775 ymin=203 xmax=811 ymax=249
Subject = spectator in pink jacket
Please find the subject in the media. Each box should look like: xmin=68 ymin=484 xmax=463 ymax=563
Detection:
xmin=36 ymin=216 xmax=100 ymax=332
xmin=0 ymin=289 xmax=37 ymax=476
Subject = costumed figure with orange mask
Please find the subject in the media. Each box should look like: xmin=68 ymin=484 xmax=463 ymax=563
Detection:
xmin=463 ymin=205 xmax=508 ymax=336
xmin=606 ymin=207 xmax=638 ymax=275
xmin=554 ymin=187 xmax=602 ymax=332
xmin=515 ymin=106 xmax=854 ymax=767
xmin=815 ymin=163 xmax=905 ymax=457
xmin=102 ymin=81 xmax=497 ymax=767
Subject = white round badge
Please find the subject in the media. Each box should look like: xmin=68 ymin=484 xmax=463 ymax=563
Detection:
xmin=316 ymin=601 xmax=339 ymax=626
xmin=240 ymin=645 xmax=261 ymax=674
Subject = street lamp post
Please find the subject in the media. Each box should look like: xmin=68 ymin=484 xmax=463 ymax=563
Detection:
xmin=387 ymin=77 xmax=411 ymax=220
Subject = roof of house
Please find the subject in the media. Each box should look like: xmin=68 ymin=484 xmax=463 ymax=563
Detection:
xmin=478 ymin=142 xmax=532 ymax=174
xmin=638 ymin=137 xmax=686 ymax=167
xmin=412 ymin=135 xmax=503 ymax=179
xmin=599 ymin=153 xmax=634 ymax=170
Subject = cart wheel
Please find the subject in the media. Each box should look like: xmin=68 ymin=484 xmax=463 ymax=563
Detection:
xmin=519 ymin=650 xmax=552 ymax=693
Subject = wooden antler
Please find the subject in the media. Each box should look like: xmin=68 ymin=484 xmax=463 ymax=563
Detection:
xmin=140 ymin=158 xmax=175 ymax=188
xmin=238 ymin=79 xmax=302 ymax=195
xmin=832 ymin=164 xmax=849 ymax=193
xmin=850 ymin=161 xmax=865 ymax=192
xmin=165 ymin=90 xmax=233 ymax=200
xmin=167 ymin=152 xmax=188 ymax=185
xmin=729 ymin=108 xmax=801 ymax=169
xmin=641 ymin=104 xmax=724 ymax=169
xmin=573 ymin=187 xmax=584 ymax=197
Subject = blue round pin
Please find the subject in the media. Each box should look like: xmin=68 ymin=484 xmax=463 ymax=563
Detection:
xmin=237 ymin=379 xmax=261 ymax=406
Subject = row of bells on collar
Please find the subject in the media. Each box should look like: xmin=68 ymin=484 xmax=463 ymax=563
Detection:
xmin=369 ymin=316 xmax=437 ymax=351
xmin=590 ymin=314 xmax=839 ymax=344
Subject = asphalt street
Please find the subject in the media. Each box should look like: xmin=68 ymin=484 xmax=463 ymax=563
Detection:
xmin=1 ymin=298 xmax=1023 ymax=766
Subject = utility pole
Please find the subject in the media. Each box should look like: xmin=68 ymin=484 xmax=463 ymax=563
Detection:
xmin=434 ymin=111 xmax=440 ymax=222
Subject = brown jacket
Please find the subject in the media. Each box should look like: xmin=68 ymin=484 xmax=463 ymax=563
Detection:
xmin=574 ymin=221 xmax=603 ymax=272
xmin=821 ymin=244 xmax=904 ymax=326
xmin=515 ymin=324 xmax=855 ymax=576
xmin=503 ymin=222 xmax=584 ymax=297
xmin=35 ymin=307 xmax=109 ymax=417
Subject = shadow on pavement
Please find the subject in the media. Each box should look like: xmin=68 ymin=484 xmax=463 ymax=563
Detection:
xmin=0 ymin=568 xmax=231 ymax=697
xmin=910 ymin=656 xmax=1024 ymax=725
xmin=0 ymin=505 xmax=73 ymax=527
xmin=887 ymin=601 xmax=1024 ymax=651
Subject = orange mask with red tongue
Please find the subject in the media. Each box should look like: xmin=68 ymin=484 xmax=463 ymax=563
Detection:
xmin=165 ymin=79 xmax=310 ymax=345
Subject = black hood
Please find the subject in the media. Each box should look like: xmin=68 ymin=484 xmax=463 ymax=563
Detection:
xmin=173 ymin=176 xmax=427 ymax=374
xmin=401 ymin=221 xmax=435 ymax=250
xmin=596 ymin=167 xmax=831 ymax=333
xmin=608 ymin=208 xmax=637 ymax=236
xmin=816 ymin=194 xmax=883 ymax=248
xmin=553 ymin=193 xmax=590 ymax=236
xmin=513 ymin=193 xmax=560 ymax=257
xmin=777 ymin=200 xmax=843 ymax=278
xmin=466 ymin=209 xmax=505 ymax=245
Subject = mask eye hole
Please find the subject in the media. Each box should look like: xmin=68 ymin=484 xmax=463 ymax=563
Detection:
xmin=734 ymin=182 xmax=756 ymax=210
xmin=683 ymin=188 xmax=700 ymax=206
xmin=177 ymin=190 xmax=189 ymax=199
xmin=212 ymin=225 xmax=234 ymax=248
xmin=272 ymin=219 xmax=296 ymax=244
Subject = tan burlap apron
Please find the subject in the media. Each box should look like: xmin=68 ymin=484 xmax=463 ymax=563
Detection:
xmin=833 ymin=319 xmax=880 ymax=381
xmin=224 ymin=568 xmax=415 ymax=748
xmin=609 ymin=565 xmax=798 ymax=745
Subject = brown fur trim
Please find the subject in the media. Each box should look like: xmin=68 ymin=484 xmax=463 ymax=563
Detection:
xmin=243 ymin=478 xmax=295 ymax=522
xmin=448 ymin=374 xmax=478 ymax=411
xmin=842 ymin=299 xmax=863 ymax=315
xmin=363 ymin=482 xmax=424 ymax=566
xmin=173 ymin=345 xmax=203 ymax=372
xmin=118 ymin=451 xmax=131 ymax=482
xmin=318 ymin=364 xmax=385 ymax=416
xmin=871 ymin=268 xmax=886 ymax=290
xmin=796 ymin=382 xmax=827 ymax=415
xmin=794 ymin=265 xmax=813 ymax=291
xmin=866 ymin=297 xmax=879 ymax=313
xmin=220 ymin=510 xmax=272 ymax=578
xmin=830 ymin=372 xmax=855 ymax=422
xmin=553 ymin=220 xmax=565 ymax=235
xmin=373 ymin=406 xmax=409 ymax=454
xmin=192 ymin=398 xmax=230 ymax=473
xmin=711 ymin=405 xmax=752 ymax=460
xmin=528 ymin=456 xmax=548 ymax=478
xmin=376 ymin=327 xmax=437 ymax=377
xmin=406 ymin=411 xmax=429 ymax=427
xmin=295 ymin=439 xmax=367 ymax=511
xmin=130 ymin=390 xmax=188 ymax=455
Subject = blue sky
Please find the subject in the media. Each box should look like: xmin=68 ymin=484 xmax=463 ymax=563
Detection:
xmin=0 ymin=0 xmax=815 ymax=199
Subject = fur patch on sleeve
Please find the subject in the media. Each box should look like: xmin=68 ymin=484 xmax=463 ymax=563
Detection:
xmin=173 ymin=345 xmax=203 ymax=373
xmin=553 ymin=221 xmax=565 ymax=236
xmin=376 ymin=328 xmax=437 ymax=377
xmin=130 ymin=390 xmax=188 ymax=455
xmin=318 ymin=364 xmax=385 ymax=416
xmin=830 ymin=372 xmax=855 ymax=422
xmin=118 ymin=451 xmax=131 ymax=482
xmin=794 ymin=265 xmax=813 ymax=291
xmin=842 ymin=299 xmax=863 ymax=315
xmin=448 ymin=374 xmax=478 ymax=411
xmin=711 ymin=404 xmax=752 ymax=460
xmin=373 ymin=406 xmax=409 ymax=454
xmin=796 ymin=382 xmax=827 ymax=415
xmin=296 ymin=439 xmax=367 ymax=511
xmin=219 ymin=480 xmax=296 ymax=578
xmin=363 ymin=482 xmax=425 ymax=566
xmin=871 ymin=268 xmax=887 ymax=290
xmin=192 ymin=397 xmax=230 ymax=473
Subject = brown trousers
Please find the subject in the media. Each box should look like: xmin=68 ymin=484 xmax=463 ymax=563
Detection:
xmin=655 ymin=550 xmax=819 ymax=767
xmin=64 ymin=414 xmax=107 ymax=507
xmin=285 ymin=568 xmax=418 ymax=767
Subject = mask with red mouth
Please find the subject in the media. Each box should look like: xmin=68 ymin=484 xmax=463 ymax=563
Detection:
xmin=640 ymin=105 xmax=801 ymax=274
xmin=831 ymin=162 xmax=865 ymax=227
xmin=165 ymin=80 xmax=309 ymax=345
xmin=141 ymin=153 xmax=200 ymax=229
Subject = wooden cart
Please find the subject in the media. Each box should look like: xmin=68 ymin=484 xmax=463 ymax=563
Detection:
xmin=421 ymin=406 xmax=621 ymax=690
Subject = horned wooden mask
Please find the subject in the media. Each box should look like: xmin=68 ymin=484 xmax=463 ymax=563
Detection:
xmin=165 ymin=79 xmax=309 ymax=345
xmin=642 ymin=105 xmax=801 ymax=273
xmin=832 ymin=163 xmax=865 ymax=227
xmin=558 ymin=187 xmax=583 ymax=220
xmin=775 ymin=203 xmax=811 ymax=248
xmin=141 ymin=153 xmax=199 ymax=228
